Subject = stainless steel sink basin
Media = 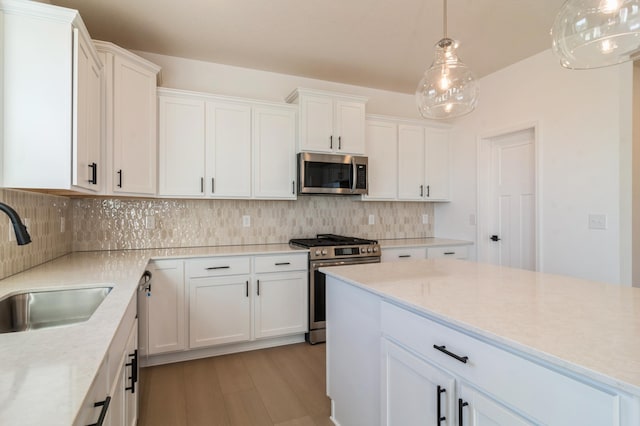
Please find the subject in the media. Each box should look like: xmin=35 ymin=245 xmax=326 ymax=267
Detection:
xmin=0 ymin=286 xmax=112 ymax=333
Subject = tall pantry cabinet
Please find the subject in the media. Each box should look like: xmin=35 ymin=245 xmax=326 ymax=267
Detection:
xmin=0 ymin=0 xmax=103 ymax=192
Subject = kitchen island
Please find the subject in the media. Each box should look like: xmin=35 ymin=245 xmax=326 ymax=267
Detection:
xmin=323 ymin=258 xmax=640 ymax=426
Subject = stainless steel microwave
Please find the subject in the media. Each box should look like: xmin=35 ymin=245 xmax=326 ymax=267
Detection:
xmin=297 ymin=152 xmax=368 ymax=195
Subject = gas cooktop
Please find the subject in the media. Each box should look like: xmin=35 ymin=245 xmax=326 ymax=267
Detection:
xmin=289 ymin=234 xmax=377 ymax=248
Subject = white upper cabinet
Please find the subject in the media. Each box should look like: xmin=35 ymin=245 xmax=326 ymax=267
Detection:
xmin=287 ymin=88 xmax=367 ymax=155
xmin=1 ymin=1 xmax=103 ymax=192
xmin=252 ymin=106 xmax=297 ymax=199
xmin=205 ymin=101 xmax=252 ymax=198
xmin=364 ymin=119 xmax=398 ymax=201
xmin=157 ymin=88 xmax=297 ymax=200
xmin=397 ymin=123 xmax=451 ymax=202
xmin=95 ymin=41 xmax=160 ymax=196
xmin=158 ymin=94 xmax=206 ymax=197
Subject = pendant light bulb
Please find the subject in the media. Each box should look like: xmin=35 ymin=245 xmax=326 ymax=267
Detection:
xmin=415 ymin=1 xmax=479 ymax=120
xmin=551 ymin=0 xmax=640 ymax=69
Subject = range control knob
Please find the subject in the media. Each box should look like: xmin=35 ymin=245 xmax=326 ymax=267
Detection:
xmin=367 ymin=247 xmax=372 ymax=253
xmin=315 ymin=250 xmax=321 ymax=256
xmin=373 ymin=247 xmax=378 ymax=253
xmin=360 ymin=247 xmax=366 ymax=253
xmin=321 ymin=249 xmax=328 ymax=255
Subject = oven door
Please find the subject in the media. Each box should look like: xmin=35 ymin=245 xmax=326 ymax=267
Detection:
xmin=308 ymin=256 xmax=380 ymax=342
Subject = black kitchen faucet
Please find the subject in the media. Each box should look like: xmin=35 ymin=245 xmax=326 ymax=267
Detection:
xmin=0 ymin=202 xmax=31 ymax=245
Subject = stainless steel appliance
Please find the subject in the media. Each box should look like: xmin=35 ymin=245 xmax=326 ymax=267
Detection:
xmin=289 ymin=234 xmax=381 ymax=344
xmin=297 ymin=152 xmax=368 ymax=195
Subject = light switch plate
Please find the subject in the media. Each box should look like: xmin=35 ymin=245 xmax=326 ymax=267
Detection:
xmin=588 ymin=214 xmax=607 ymax=230
xmin=368 ymin=214 xmax=375 ymax=225
xmin=422 ymin=214 xmax=429 ymax=225
xmin=242 ymin=215 xmax=251 ymax=227
xmin=145 ymin=216 xmax=156 ymax=230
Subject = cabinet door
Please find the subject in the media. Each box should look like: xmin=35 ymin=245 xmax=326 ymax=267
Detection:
xmin=398 ymin=125 xmax=426 ymax=201
xmin=363 ymin=120 xmax=398 ymax=200
xmin=382 ymin=339 xmax=455 ymax=426
xmin=426 ymin=129 xmax=451 ymax=201
xmin=73 ymin=30 xmax=102 ymax=192
xmin=158 ymin=96 xmax=205 ymax=196
xmin=254 ymin=272 xmax=308 ymax=339
xmin=189 ymin=275 xmax=251 ymax=348
xmin=124 ymin=320 xmax=138 ymax=426
xmin=145 ymin=260 xmax=186 ymax=355
xmin=113 ymin=56 xmax=157 ymax=195
xmin=334 ymin=99 xmax=366 ymax=154
xmin=380 ymin=247 xmax=427 ymax=262
xmin=252 ymin=106 xmax=297 ymax=199
xmin=458 ymin=383 xmax=532 ymax=426
xmin=299 ymin=93 xmax=334 ymax=152
xmin=205 ymin=101 xmax=252 ymax=198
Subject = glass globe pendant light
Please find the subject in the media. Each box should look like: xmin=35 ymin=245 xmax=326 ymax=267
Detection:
xmin=416 ymin=0 xmax=479 ymax=120
xmin=551 ymin=0 xmax=640 ymax=69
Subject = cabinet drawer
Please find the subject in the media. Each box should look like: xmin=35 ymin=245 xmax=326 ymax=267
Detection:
xmin=426 ymin=246 xmax=468 ymax=259
xmin=380 ymin=247 xmax=426 ymax=262
xmin=254 ymin=253 xmax=308 ymax=273
xmin=381 ymin=302 xmax=623 ymax=425
xmin=186 ymin=257 xmax=251 ymax=278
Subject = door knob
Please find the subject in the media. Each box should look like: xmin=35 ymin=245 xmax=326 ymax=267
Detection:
xmin=490 ymin=235 xmax=501 ymax=242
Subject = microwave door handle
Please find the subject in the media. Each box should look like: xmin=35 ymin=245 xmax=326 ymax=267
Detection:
xmin=351 ymin=157 xmax=357 ymax=193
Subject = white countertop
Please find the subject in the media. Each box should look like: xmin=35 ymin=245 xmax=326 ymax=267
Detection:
xmin=0 ymin=243 xmax=305 ymax=426
xmin=378 ymin=237 xmax=472 ymax=248
xmin=321 ymin=258 xmax=640 ymax=396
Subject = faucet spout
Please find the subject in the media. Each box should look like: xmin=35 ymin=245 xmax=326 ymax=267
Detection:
xmin=0 ymin=202 xmax=32 ymax=246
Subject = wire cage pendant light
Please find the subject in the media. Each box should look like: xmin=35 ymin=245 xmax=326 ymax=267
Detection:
xmin=416 ymin=0 xmax=479 ymax=120
xmin=551 ymin=0 xmax=640 ymax=69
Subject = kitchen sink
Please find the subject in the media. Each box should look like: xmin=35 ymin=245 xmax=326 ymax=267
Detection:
xmin=0 ymin=286 xmax=113 ymax=333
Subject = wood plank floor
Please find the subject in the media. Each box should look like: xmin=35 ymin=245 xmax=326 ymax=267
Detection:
xmin=138 ymin=343 xmax=333 ymax=426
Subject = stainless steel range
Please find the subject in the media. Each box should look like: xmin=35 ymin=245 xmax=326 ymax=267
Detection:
xmin=289 ymin=234 xmax=381 ymax=344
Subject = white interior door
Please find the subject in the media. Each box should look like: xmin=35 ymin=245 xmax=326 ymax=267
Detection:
xmin=487 ymin=128 xmax=536 ymax=270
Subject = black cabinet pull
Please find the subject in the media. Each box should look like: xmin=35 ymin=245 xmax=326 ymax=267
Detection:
xmin=117 ymin=169 xmax=122 ymax=188
xmin=212 ymin=178 xmax=215 ymax=193
xmin=427 ymin=185 xmax=430 ymax=197
xmin=330 ymin=135 xmax=333 ymax=149
xmin=245 ymin=281 xmax=249 ymax=297
xmin=292 ymin=181 xmax=295 ymax=194
xmin=87 ymin=396 xmax=111 ymax=426
xmin=433 ymin=345 xmax=469 ymax=364
xmin=200 ymin=177 xmax=204 ymax=193
xmin=275 ymin=262 xmax=291 ymax=266
xmin=206 ymin=266 xmax=230 ymax=270
xmin=257 ymin=280 xmax=260 ymax=296
xmin=490 ymin=235 xmax=501 ymax=242
xmin=398 ymin=254 xmax=411 ymax=258
xmin=420 ymin=184 xmax=424 ymax=197
xmin=444 ymin=252 xmax=455 ymax=255
xmin=437 ymin=385 xmax=446 ymax=423
xmin=125 ymin=349 xmax=138 ymax=394
xmin=88 ymin=163 xmax=97 ymax=185
xmin=458 ymin=398 xmax=469 ymax=426
xmin=338 ymin=136 xmax=342 ymax=150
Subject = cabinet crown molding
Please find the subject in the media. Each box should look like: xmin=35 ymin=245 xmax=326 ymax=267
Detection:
xmin=93 ymin=40 xmax=162 ymax=74
xmin=285 ymin=87 xmax=369 ymax=104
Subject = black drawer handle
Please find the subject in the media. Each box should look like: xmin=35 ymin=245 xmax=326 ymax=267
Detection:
xmin=88 ymin=396 xmax=111 ymax=426
xmin=206 ymin=266 xmax=230 ymax=270
xmin=459 ymin=399 xmax=469 ymax=426
xmin=275 ymin=262 xmax=291 ymax=266
xmin=437 ymin=385 xmax=446 ymax=423
xmin=433 ymin=345 xmax=469 ymax=364
xmin=444 ymin=252 xmax=455 ymax=255
xmin=398 ymin=255 xmax=411 ymax=258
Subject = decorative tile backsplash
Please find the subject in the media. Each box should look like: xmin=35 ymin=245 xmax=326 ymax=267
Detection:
xmin=0 ymin=189 xmax=72 ymax=280
xmin=72 ymin=196 xmax=435 ymax=251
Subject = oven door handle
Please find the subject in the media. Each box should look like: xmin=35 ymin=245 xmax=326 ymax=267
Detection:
xmin=311 ymin=257 xmax=380 ymax=271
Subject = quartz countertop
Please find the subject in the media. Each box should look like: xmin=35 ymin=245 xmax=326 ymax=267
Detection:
xmin=378 ymin=237 xmax=472 ymax=248
xmin=321 ymin=258 xmax=640 ymax=396
xmin=0 ymin=243 xmax=306 ymax=426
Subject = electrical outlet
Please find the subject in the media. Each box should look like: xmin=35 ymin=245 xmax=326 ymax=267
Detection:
xmin=145 ymin=215 xmax=156 ymax=230
xmin=588 ymin=214 xmax=607 ymax=230
xmin=368 ymin=214 xmax=375 ymax=225
xmin=60 ymin=217 xmax=65 ymax=233
xmin=242 ymin=215 xmax=251 ymax=227
xmin=422 ymin=214 xmax=429 ymax=225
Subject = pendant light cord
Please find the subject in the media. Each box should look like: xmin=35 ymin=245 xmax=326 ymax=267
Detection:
xmin=443 ymin=0 xmax=448 ymax=38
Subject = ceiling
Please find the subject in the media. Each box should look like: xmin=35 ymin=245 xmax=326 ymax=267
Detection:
xmin=50 ymin=0 xmax=566 ymax=94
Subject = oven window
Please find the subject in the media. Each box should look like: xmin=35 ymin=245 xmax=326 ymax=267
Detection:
xmin=313 ymin=269 xmax=326 ymax=323
xmin=305 ymin=161 xmax=352 ymax=189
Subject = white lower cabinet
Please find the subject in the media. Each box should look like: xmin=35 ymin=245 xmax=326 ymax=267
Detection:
xmin=143 ymin=260 xmax=186 ymax=355
xmin=458 ymin=383 xmax=531 ymax=426
xmin=254 ymin=271 xmax=307 ymax=339
xmin=188 ymin=275 xmax=252 ymax=348
xmin=382 ymin=339 xmax=455 ymax=426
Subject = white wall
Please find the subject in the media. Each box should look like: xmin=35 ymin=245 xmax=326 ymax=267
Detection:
xmin=435 ymin=49 xmax=633 ymax=285
xmin=134 ymin=50 xmax=418 ymax=117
